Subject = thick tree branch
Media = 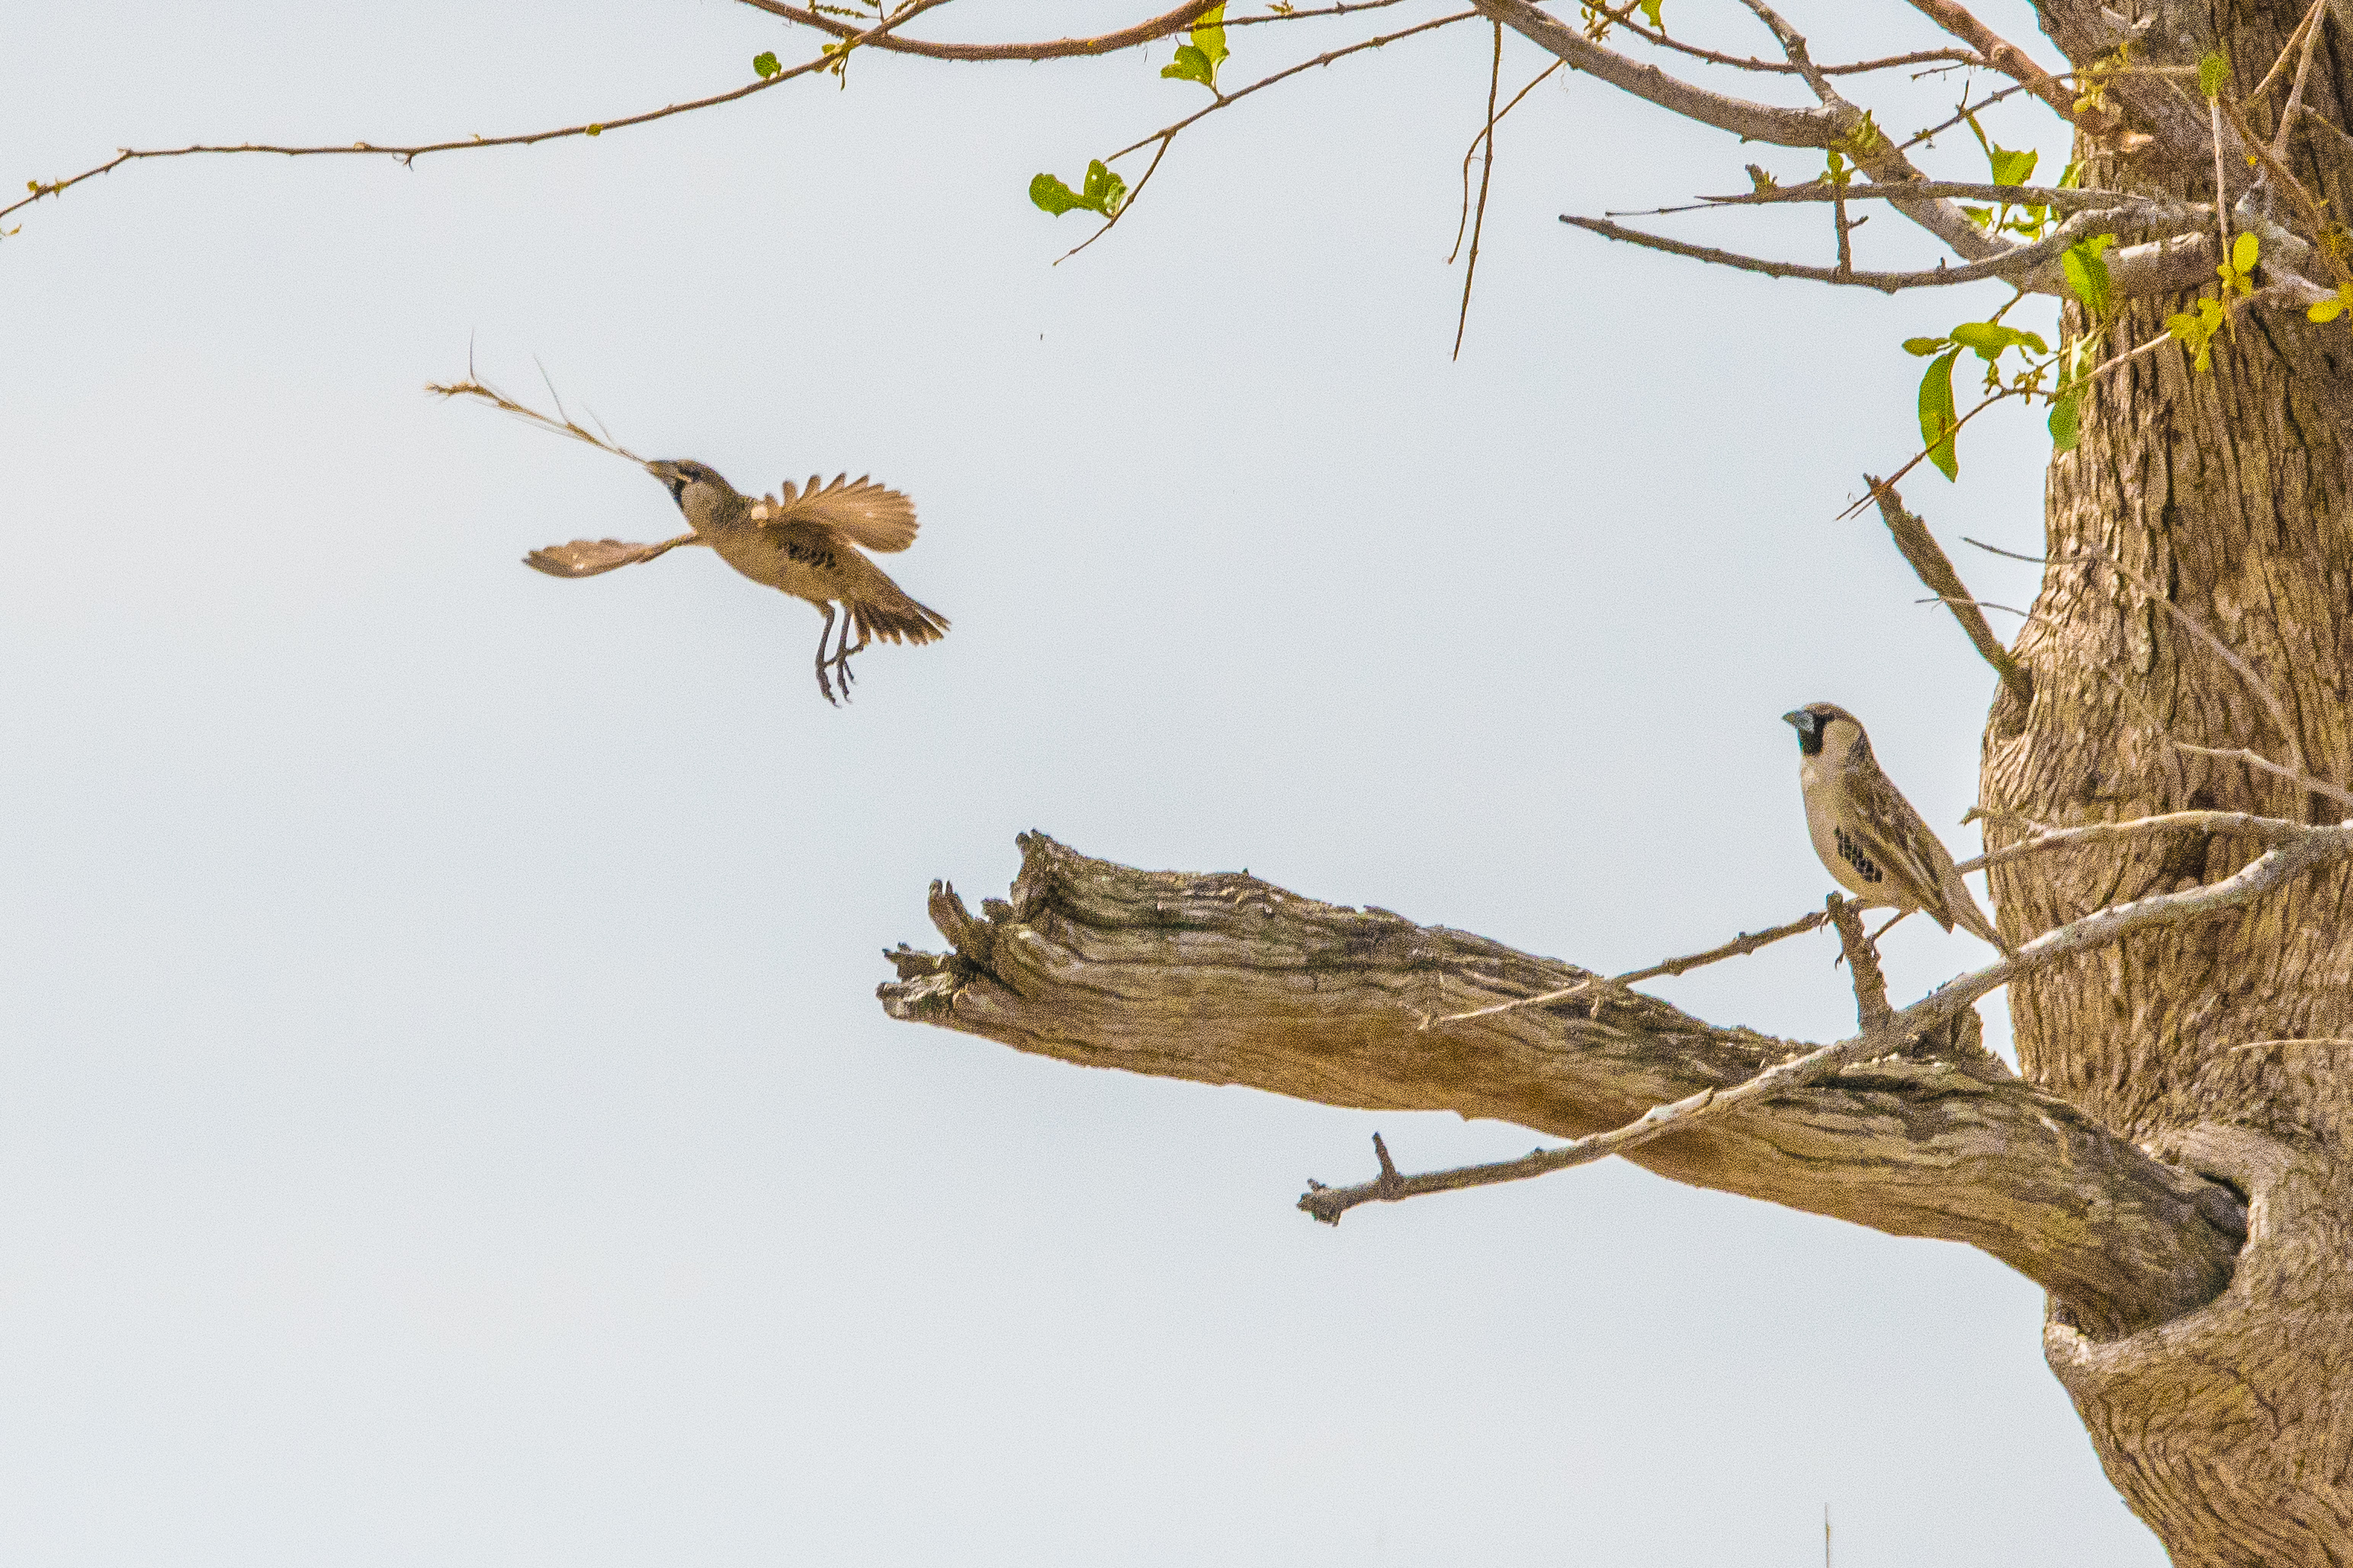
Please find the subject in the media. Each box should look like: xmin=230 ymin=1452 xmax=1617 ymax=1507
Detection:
xmin=877 ymin=832 xmax=2276 ymax=1339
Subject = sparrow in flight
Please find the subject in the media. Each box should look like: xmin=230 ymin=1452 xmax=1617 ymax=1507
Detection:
xmin=526 ymin=460 xmax=947 ymax=704
xmin=1783 ymin=702 xmax=2009 ymax=951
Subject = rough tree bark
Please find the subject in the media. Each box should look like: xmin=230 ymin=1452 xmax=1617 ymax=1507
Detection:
xmin=878 ymin=4 xmax=2353 ymax=1562
xmin=1985 ymin=3 xmax=2353 ymax=1558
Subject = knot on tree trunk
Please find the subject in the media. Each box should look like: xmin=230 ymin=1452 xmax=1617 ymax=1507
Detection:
xmin=2046 ymin=1124 xmax=2353 ymax=1565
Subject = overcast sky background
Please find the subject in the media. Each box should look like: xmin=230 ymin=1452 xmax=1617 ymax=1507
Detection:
xmin=2 ymin=2 xmax=2164 ymax=1563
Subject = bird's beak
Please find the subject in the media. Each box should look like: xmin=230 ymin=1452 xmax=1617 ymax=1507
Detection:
xmin=1780 ymin=710 xmax=1806 ymax=731
xmin=644 ymin=460 xmax=680 ymax=483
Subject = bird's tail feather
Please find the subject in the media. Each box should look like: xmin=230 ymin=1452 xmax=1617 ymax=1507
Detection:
xmin=850 ymin=588 xmax=949 ymax=646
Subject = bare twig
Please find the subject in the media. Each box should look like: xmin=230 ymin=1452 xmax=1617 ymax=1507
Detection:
xmin=1962 ymin=534 xmax=2324 ymax=793
xmin=1955 ymin=808 xmax=2313 ymax=874
xmin=1559 ymin=205 xmax=2183 ymax=295
xmin=740 ymin=0 xmax=1207 ymax=58
xmin=2227 ymin=1037 xmax=2353 ymax=1052
xmin=2175 ymin=745 xmax=2353 ymax=813
xmin=2219 ymin=90 xmax=2353 ymax=290
xmin=1670 ymin=181 xmax=2188 ymax=213
xmin=1062 ymin=10 xmax=1477 ymax=258
xmin=1 ymin=0 xmax=956 ymax=227
xmin=1305 ymin=819 xmax=2353 ymax=1223
xmin=2249 ymin=0 xmax=2326 ymax=111
xmin=1453 ymin=22 xmax=1504 ymax=360
xmin=1605 ymin=21 xmax=1978 ymax=79
xmin=2082 ymin=550 xmax=2306 ymax=779
xmin=1864 ymin=477 xmax=2033 ymax=703
xmin=1453 ymin=63 xmax=1559 ymax=261
xmin=428 ymin=363 xmax=646 ymax=466
xmin=1897 ymin=0 xmax=2083 ymax=123
xmin=734 ymin=0 xmax=1321 ymax=58
xmin=1432 ymin=908 xmax=1832 ymax=1026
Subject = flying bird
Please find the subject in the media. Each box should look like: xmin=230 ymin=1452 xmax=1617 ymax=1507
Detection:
xmin=1781 ymin=702 xmax=2010 ymax=951
xmin=527 ymin=460 xmax=948 ymax=704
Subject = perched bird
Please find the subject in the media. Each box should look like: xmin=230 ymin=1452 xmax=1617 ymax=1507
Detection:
xmin=1781 ymin=702 xmax=2009 ymax=951
xmin=526 ymin=460 xmax=947 ymax=704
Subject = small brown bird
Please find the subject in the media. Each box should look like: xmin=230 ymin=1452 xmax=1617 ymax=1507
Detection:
xmin=525 ymin=460 xmax=947 ymax=704
xmin=1782 ymin=702 xmax=2009 ymax=951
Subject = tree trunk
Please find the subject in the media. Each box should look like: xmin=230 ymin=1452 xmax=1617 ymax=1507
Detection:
xmin=1979 ymin=3 xmax=2353 ymax=1559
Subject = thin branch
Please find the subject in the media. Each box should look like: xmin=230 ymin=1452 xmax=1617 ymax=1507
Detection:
xmin=1106 ymin=12 xmax=1475 ymax=162
xmin=2175 ymin=745 xmax=2353 ymax=813
xmin=741 ymin=0 xmax=1409 ymax=56
xmin=737 ymin=0 xmax=1211 ymax=57
xmin=1559 ymin=205 xmax=2188 ymax=296
xmin=1433 ymin=908 xmax=1831 ymax=1025
xmin=2268 ymin=8 xmax=2324 ymax=168
xmin=428 ymin=363 xmax=647 ymax=467
xmin=1965 ymin=537 xmax=2350 ymax=811
xmin=1898 ymin=0 xmax=2084 ymax=124
xmin=2249 ymin=0 xmax=2326 ymax=111
xmin=1 ymin=0 xmax=957 ymax=227
xmin=2219 ymin=89 xmax=2353 ymax=290
xmin=1671 ymin=180 xmax=2184 ymax=213
xmin=2227 ymin=1037 xmax=2353 ymax=1052
xmin=1955 ymin=809 xmax=2315 ymax=874
xmin=1453 ymin=21 xmax=1504 ymax=360
xmin=1864 ymin=476 xmax=2033 ymax=703
xmin=1062 ymin=10 xmax=1475 ymax=260
xmin=2072 ymin=547 xmax=2308 ymax=780
xmin=1453 ymin=63 xmax=1559 ymax=261
xmin=1305 ymin=819 xmax=2353 ymax=1223
xmin=1601 ymin=20 xmax=1979 ymax=79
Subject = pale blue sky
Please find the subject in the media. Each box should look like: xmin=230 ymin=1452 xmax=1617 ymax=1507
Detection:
xmin=3 ymin=2 xmax=2159 ymax=1563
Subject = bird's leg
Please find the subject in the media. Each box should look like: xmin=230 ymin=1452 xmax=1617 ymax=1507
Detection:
xmin=813 ymin=603 xmax=840 ymax=706
xmin=829 ymin=607 xmax=870 ymax=698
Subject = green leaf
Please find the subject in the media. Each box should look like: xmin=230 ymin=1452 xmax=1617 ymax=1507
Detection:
xmin=585 ymin=123 xmax=603 ymax=136
xmin=2049 ymin=388 xmax=2082 ymax=451
xmin=1161 ymin=43 xmax=1213 ymax=87
xmin=1029 ymin=159 xmax=1127 ymax=218
xmin=1637 ymin=0 xmax=1664 ymax=23
xmin=2231 ymin=229 xmax=2259 ymax=276
xmin=2310 ymin=288 xmax=2352 ymax=323
xmin=1902 ymin=336 xmax=1951 ymax=357
xmin=752 ymin=50 xmax=782 ymax=78
xmin=1161 ymin=2 xmax=1227 ymax=91
xmin=2198 ymin=50 xmax=2229 ymax=98
xmin=1950 ymin=321 xmax=2043 ymax=361
xmin=1080 ymin=158 xmax=1126 ymax=214
xmin=2167 ymin=308 xmax=2220 ymax=372
xmin=1962 ymin=204 xmax=1994 ymax=229
xmin=2061 ymin=242 xmax=2113 ymax=316
xmin=1191 ymin=2 xmax=1228 ymax=72
xmin=1919 ymin=347 xmax=1963 ymax=480
xmin=1986 ymin=145 xmax=2037 ymax=188
xmin=1030 ymin=172 xmax=1082 ymax=216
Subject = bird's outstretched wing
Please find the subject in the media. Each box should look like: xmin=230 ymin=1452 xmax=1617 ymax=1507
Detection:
xmin=748 ymin=474 xmax=918 ymax=553
xmin=524 ymin=532 xmax=702 ymax=578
